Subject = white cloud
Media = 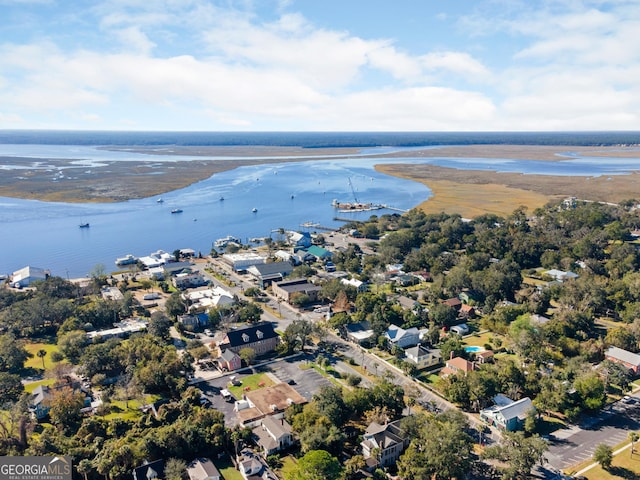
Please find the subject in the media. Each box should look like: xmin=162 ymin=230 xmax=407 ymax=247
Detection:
xmin=422 ymin=51 xmax=490 ymax=78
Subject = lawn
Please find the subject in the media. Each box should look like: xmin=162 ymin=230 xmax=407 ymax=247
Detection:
xmin=216 ymin=455 xmax=244 ymax=480
xmin=462 ymin=331 xmax=496 ymax=348
xmin=23 ymin=378 xmax=57 ymax=394
xmin=100 ymin=396 xmax=161 ymax=421
xmin=567 ymin=446 xmax=640 ymax=479
xmin=278 ymin=455 xmax=298 ymax=478
xmin=24 ymin=342 xmax=64 ymax=371
xmin=227 ymin=373 xmax=275 ymax=398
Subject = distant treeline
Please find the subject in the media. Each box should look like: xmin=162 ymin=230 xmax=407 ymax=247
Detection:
xmin=0 ymin=130 xmax=639 ymax=148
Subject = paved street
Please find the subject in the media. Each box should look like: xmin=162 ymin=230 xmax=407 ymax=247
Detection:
xmin=546 ymin=395 xmax=640 ymax=471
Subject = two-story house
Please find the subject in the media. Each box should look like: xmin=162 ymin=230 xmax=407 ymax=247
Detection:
xmin=361 ymin=419 xmax=410 ymax=467
xmin=218 ymin=323 xmax=279 ymax=356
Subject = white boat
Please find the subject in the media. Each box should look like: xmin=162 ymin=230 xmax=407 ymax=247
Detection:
xmin=115 ymin=254 xmax=138 ymax=266
xmin=157 ymin=198 xmax=164 ymax=203
xmin=171 ymin=208 xmax=183 ymax=214
xmin=252 ymin=208 xmax=258 ymax=213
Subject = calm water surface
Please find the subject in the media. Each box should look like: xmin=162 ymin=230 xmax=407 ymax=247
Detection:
xmin=2 ymin=142 xmax=640 ymax=278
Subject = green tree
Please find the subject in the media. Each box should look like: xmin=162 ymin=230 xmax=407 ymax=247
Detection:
xmin=397 ymin=410 xmax=474 ymax=480
xmin=239 ymin=347 xmax=256 ymax=366
xmin=165 ymin=458 xmax=187 ymax=480
xmin=0 ymin=372 xmax=24 ymax=403
xmin=630 ymin=431 xmax=639 ymax=455
xmin=148 ymin=310 xmax=172 ymax=342
xmin=36 ymin=349 xmax=47 ymax=370
xmin=76 ymin=459 xmax=92 ymax=480
xmin=57 ymin=330 xmax=90 ymax=364
xmin=482 ymin=431 xmax=547 ymax=479
xmin=165 ymin=292 xmax=187 ymax=319
xmin=47 ymin=386 xmax=85 ymax=432
xmin=593 ymin=443 xmax=613 ymax=470
xmin=286 ymin=449 xmax=342 ymax=480
xmin=0 ymin=334 xmax=30 ymax=373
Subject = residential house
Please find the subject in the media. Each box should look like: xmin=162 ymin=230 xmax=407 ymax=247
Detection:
xmin=247 ymin=262 xmax=293 ymax=288
xmin=605 ymin=346 xmax=640 ymax=375
xmin=404 ymin=345 xmax=442 ymax=369
xmin=237 ymin=449 xmax=278 ymax=480
xmin=10 ymin=266 xmax=49 ymax=288
xmin=480 ymin=397 xmax=534 ymax=431
xmin=132 ymin=460 xmax=165 ymax=480
xmin=187 ymin=458 xmax=220 ymax=480
xmin=450 ymin=323 xmax=469 ymax=336
xmin=183 ymin=286 xmax=234 ymax=312
xmin=395 ymin=274 xmax=419 ymax=287
xmin=163 ymin=261 xmax=194 ymax=277
xmin=475 ymin=350 xmax=495 ymax=364
xmin=218 ymin=323 xmax=279 ymax=356
xmin=286 ymin=231 xmax=312 ymax=248
xmin=441 ymin=356 xmax=475 ymax=377
xmin=344 ymin=321 xmax=375 ymax=346
xmin=304 ymin=245 xmax=333 ymax=261
xmin=361 ymin=419 xmax=410 ymax=467
xmin=235 ymin=383 xmax=306 ymax=427
xmin=385 ymin=325 xmax=420 ymax=349
xmin=178 ymin=312 xmax=210 ymax=330
xmin=543 ymin=269 xmax=579 ymax=282
xmin=173 ymin=271 xmax=208 ymax=290
xmin=86 ymin=319 xmax=148 ymax=340
xmin=458 ymin=290 xmax=481 ymax=304
xmin=341 ymin=277 xmax=368 ymax=293
xmin=218 ymin=349 xmax=242 ymax=372
xmin=460 ymin=304 xmax=476 ymax=318
xmin=252 ymin=416 xmax=295 ymax=456
xmin=272 ymin=278 xmax=321 ymax=303
xmin=443 ymin=297 xmax=462 ymax=311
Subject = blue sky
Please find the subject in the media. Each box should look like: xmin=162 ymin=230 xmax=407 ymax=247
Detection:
xmin=1 ymin=0 xmax=639 ymax=131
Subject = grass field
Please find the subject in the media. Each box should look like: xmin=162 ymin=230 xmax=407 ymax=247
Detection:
xmin=24 ymin=342 xmax=64 ymax=371
xmin=566 ymin=443 xmax=640 ymax=479
xmin=23 ymin=378 xmax=57 ymax=393
xmin=216 ymin=455 xmax=244 ymax=480
xmin=227 ymin=373 xmax=275 ymax=398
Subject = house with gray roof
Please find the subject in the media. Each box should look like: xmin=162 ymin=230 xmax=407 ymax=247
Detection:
xmin=361 ymin=419 xmax=410 ymax=467
xmin=385 ymin=325 xmax=420 ymax=349
xmin=247 ymin=262 xmax=294 ymax=288
xmin=252 ymin=416 xmax=294 ymax=456
xmin=480 ymin=397 xmax=533 ymax=431
xmin=187 ymin=458 xmax=220 ymax=480
xmin=605 ymin=346 xmax=640 ymax=374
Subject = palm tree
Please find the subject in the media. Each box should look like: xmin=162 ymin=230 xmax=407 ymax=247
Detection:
xmin=77 ymin=459 xmax=92 ymax=480
xmin=630 ymin=431 xmax=639 ymax=454
xmin=36 ymin=349 xmax=47 ymax=370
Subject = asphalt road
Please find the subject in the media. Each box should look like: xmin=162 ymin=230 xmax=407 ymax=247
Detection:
xmin=546 ymin=395 xmax=640 ymax=471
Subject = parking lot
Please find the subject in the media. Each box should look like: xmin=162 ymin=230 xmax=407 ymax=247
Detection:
xmin=197 ymin=355 xmax=332 ymax=427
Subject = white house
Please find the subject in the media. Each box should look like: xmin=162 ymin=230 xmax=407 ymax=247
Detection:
xmin=187 ymin=458 xmax=220 ymax=480
xmin=341 ymin=277 xmax=368 ymax=292
xmin=223 ymin=253 xmax=266 ymax=271
xmin=450 ymin=323 xmax=470 ymax=336
xmin=404 ymin=345 xmax=441 ymax=369
xmin=385 ymin=325 xmax=420 ymax=349
xmin=480 ymin=397 xmax=534 ymax=431
xmin=544 ymin=269 xmax=578 ymax=282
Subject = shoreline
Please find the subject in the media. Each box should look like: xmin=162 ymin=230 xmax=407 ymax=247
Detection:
xmin=1 ymin=145 xmax=639 ymax=216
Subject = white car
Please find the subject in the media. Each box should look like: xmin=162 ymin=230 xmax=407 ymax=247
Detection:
xmin=204 ymin=329 xmax=213 ymax=336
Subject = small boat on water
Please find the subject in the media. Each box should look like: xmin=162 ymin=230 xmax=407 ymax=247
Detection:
xmin=219 ymin=197 xmax=224 ymax=202
xmin=79 ymin=222 xmax=90 ymax=228
xmin=157 ymin=198 xmax=164 ymax=203
xmin=252 ymin=208 xmax=258 ymax=213
xmin=171 ymin=209 xmax=183 ymax=214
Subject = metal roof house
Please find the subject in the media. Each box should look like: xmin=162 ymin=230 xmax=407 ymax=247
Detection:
xmin=219 ymin=322 xmax=279 ymax=356
xmin=480 ymin=397 xmax=534 ymax=431
xmin=247 ymin=262 xmax=294 ymax=288
xmin=605 ymin=346 xmax=640 ymax=374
